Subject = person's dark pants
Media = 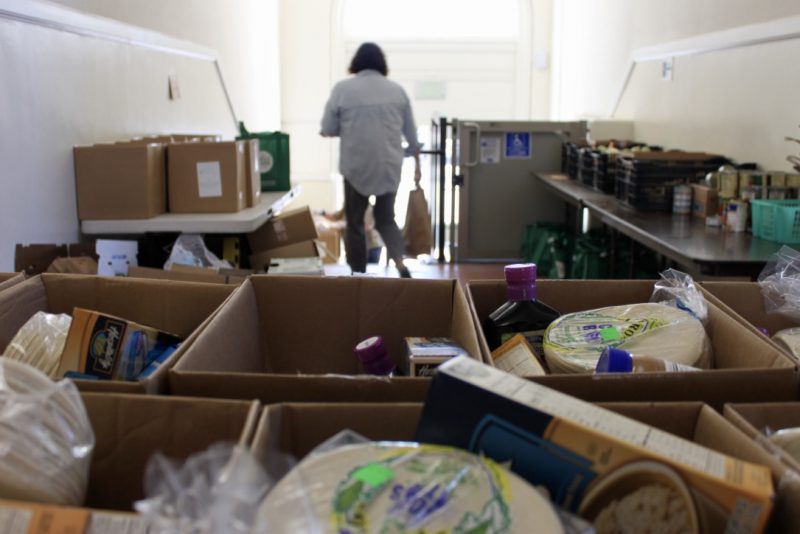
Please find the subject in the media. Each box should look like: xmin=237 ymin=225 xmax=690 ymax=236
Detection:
xmin=344 ymin=179 xmax=405 ymax=273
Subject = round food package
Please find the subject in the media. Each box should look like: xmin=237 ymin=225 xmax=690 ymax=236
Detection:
xmin=256 ymin=442 xmax=563 ymax=534
xmin=772 ymin=328 xmax=800 ymax=359
xmin=543 ymin=303 xmax=712 ymax=374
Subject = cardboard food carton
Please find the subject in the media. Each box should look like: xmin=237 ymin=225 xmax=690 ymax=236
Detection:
xmin=417 ymin=357 xmax=776 ymax=533
xmin=691 ymin=184 xmax=719 ymax=219
xmin=167 ymin=141 xmax=247 ymax=214
xmin=0 ymin=499 xmax=145 ymax=533
xmin=169 ymin=276 xmax=483 ymax=403
xmin=0 ymin=274 xmax=235 ymax=393
xmin=250 ymin=401 xmax=800 ymax=533
xmin=701 ymin=282 xmax=798 ymax=362
xmin=248 ymin=206 xmax=318 ymax=253
xmin=73 ymin=143 xmax=166 ymax=220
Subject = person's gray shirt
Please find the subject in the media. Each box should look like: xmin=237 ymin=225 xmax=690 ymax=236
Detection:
xmin=320 ymin=70 xmax=421 ymax=197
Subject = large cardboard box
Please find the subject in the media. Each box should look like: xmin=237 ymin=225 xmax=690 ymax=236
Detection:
xmin=168 ymin=141 xmax=247 ymax=213
xmin=127 ymin=265 xmax=250 ymax=285
xmin=318 ymin=227 xmax=342 ymax=264
xmin=0 ymin=274 xmax=235 ymax=393
xmin=468 ymin=279 xmax=793 ymax=370
xmin=243 ymin=138 xmax=262 ymax=208
xmin=701 ymin=282 xmax=798 ymax=362
xmin=467 ymin=280 xmax=795 ymax=409
xmin=169 ymin=276 xmax=483 ymax=403
xmin=0 ymin=272 xmax=25 ymax=292
xmin=82 ymin=393 xmax=258 ymax=510
xmin=250 ymin=401 xmax=799 ymax=533
xmin=73 ymin=143 xmax=166 ymax=220
xmin=15 ymin=243 xmax=96 ymax=275
xmin=249 ymin=239 xmax=321 ymax=272
xmin=725 ymin=403 xmax=800 ymax=473
xmin=248 ymin=206 xmax=318 ymax=253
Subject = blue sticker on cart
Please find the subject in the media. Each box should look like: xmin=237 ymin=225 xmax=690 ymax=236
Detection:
xmin=505 ymin=132 xmax=531 ymax=159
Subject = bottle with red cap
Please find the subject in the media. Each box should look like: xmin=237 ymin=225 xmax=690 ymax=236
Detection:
xmin=482 ymin=263 xmax=560 ymax=363
xmin=354 ymin=336 xmax=402 ymax=376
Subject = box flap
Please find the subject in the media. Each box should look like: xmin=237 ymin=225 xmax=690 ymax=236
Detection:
xmin=81 ymin=393 xmax=258 ymax=511
xmin=169 ymin=371 xmax=431 ymax=403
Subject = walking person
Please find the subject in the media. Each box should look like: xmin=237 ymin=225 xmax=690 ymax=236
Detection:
xmin=320 ymin=42 xmax=422 ymax=278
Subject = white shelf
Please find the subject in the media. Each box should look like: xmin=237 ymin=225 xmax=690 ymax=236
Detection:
xmin=81 ymin=186 xmax=301 ymax=235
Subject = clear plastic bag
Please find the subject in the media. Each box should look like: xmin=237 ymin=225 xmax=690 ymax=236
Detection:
xmin=254 ymin=431 xmax=570 ymax=533
xmin=134 ymin=442 xmax=271 ymax=534
xmin=164 ymin=234 xmax=231 ymax=271
xmin=2 ymin=312 xmax=72 ymax=377
xmin=0 ymin=359 xmax=94 ymax=506
xmin=758 ymin=245 xmax=800 ymax=322
xmin=650 ymin=268 xmax=709 ymax=326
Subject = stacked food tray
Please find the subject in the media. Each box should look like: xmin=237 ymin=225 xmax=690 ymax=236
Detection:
xmin=588 ymin=142 xmax=662 ymax=194
xmin=563 ymin=142 xmax=587 ymax=182
xmin=615 ymin=152 xmax=728 ymax=211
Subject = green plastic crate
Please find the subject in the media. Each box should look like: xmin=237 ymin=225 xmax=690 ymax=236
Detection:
xmin=751 ymin=199 xmax=800 ymax=244
xmin=238 ymin=122 xmax=291 ymax=192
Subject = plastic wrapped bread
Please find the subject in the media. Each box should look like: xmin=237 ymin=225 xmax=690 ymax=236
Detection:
xmin=772 ymin=327 xmax=800 ymax=359
xmin=2 ymin=312 xmax=72 ymax=378
xmin=543 ymin=303 xmax=712 ymax=374
xmin=256 ymin=442 xmax=564 ymax=533
xmin=0 ymin=359 xmax=94 ymax=505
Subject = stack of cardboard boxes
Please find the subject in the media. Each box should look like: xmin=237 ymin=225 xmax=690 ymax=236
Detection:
xmin=73 ymin=134 xmax=261 ymax=220
xmin=3 ymin=272 xmax=800 ymax=531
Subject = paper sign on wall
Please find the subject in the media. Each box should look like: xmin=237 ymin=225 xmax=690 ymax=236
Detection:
xmin=480 ymin=136 xmax=501 ymax=164
xmin=196 ymin=161 xmax=222 ymax=198
xmin=505 ymin=132 xmax=532 ymax=159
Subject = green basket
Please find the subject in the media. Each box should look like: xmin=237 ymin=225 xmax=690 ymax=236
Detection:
xmin=238 ymin=122 xmax=291 ymax=192
xmin=751 ymin=199 xmax=800 ymax=244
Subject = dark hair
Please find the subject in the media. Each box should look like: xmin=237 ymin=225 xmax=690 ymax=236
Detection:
xmin=348 ymin=42 xmax=388 ymax=76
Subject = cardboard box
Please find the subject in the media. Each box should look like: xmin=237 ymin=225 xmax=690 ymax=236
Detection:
xmin=0 ymin=272 xmax=25 ymax=293
xmin=169 ymin=276 xmax=483 ymax=403
xmin=691 ymin=184 xmax=719 ymax=219
xmin=317 ymin=227 xmax=342 ymax=264
xmin=127 ymin=265 xmax=250 ymax=285
xmin=73 ymin=144 xmax=166 ymax=220
xmin=417 ymin=357 xmax=776 ymax=532
xmin=167 ymin=141 xmax=247 ymax=213
xmin=724 ymin=403 xmax=800 ymax=531
xmin=81 ymin=392 xmax=258 ymax=510
xmin=243 ymin=138 xmax=261 ymax=208
xmin=248 ymin=206 xmax=318 ymax=253
xmin=250 ymin=401 xmax=799 ymax=533
xmin=15 ymin=243 xmax=96 ymax=275
xmin=701 ymin=282 xmax=798 ymax=362
xmin=0 ymin=274 xmax=234 ymax=393
xmin=467 ymin=279 xmax=794 ymax=371
xmin=249 ymin=240 xmax=321 ymax=272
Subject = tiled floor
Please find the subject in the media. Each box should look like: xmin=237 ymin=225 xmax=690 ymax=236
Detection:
xmin=324 ymin=259 xmax=506 ymax=285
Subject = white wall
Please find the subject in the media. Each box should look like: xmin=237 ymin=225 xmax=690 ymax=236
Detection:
xmin=52 ymin=0 xmax=281 ymax=131
xmin=0 ymin=0 xmax=280 ymax=272
xmin=552 ymin=0 xmax=800 ymax=169
xmin=279 ymin=0 xmax=547 ymax=213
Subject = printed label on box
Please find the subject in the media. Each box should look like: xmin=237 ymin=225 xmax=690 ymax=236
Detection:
xmin=196 ymin=161 xmax=223 ymax=198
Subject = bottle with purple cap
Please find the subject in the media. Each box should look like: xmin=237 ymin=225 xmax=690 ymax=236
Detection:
xmin=354 ymin=336 xmax=402 ymax=376
xmin=483 ymin=263 xmax=560 ymax=363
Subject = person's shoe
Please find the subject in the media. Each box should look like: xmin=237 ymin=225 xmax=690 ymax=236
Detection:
xmin=398 ymin=266 xmax=412 ymax=279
